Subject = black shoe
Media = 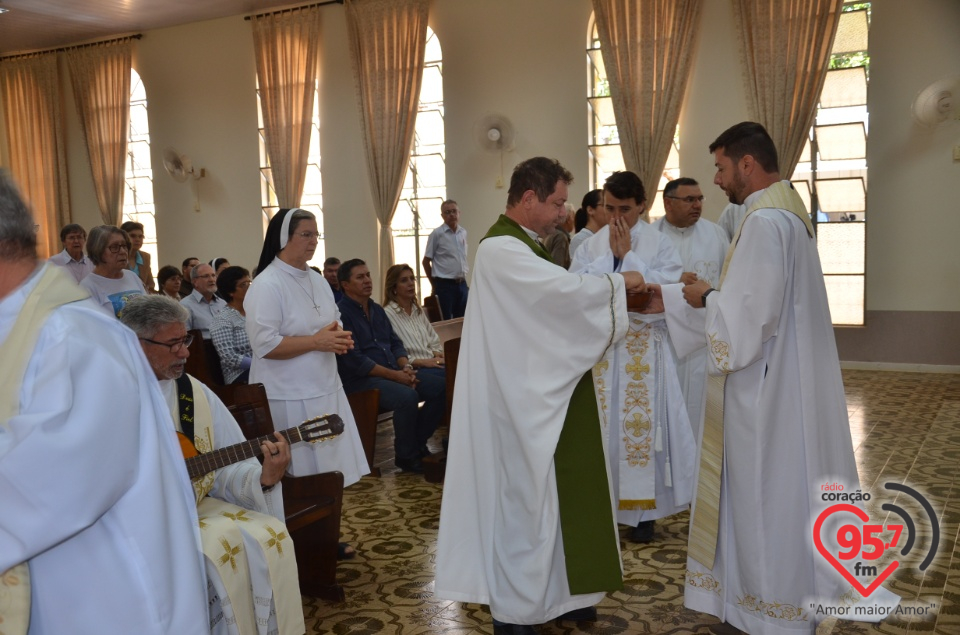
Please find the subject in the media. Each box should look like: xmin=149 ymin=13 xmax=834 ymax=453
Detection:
xmin=492 ymin=621 xmax=536 ymax=635
xmin=395 ymin=457 xmax=424 ymax=473
xmin=630 ymin=520 xmax=655 ymax=543
xmin=557 ymin=606 xmax=597 ymax=622
xmin=419 ymin=446 xmax=433 ymax=458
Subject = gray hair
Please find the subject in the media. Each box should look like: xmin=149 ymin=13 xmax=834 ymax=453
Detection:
xmin=120 ymin=295 xmax=190 ymax=339
xmin=0 ymin=170 xmax=37 ymax=261
xmin=191 ymin=262 xmax=214 ymax=281
xmin=87 ymin=225 xmax=129 ymax=265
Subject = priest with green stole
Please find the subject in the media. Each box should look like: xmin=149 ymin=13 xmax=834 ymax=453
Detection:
xmin=435 ymin=157 xmax=647 ymax=634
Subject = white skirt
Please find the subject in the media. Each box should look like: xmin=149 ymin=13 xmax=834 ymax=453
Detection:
xmin=268 ymin=388 xmax=369 ymax=486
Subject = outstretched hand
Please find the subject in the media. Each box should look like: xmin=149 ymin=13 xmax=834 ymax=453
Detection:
xmin=682 ymin=280 xmax=712 ymax=309
xmin=621 ymin=271 xmax=647 ymax=293
xmin=640 ymin=283 xmax=665 ymax=314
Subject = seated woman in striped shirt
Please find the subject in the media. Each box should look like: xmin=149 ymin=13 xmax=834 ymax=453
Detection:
xmin=383 ymin=264 xmax=445 ymax=377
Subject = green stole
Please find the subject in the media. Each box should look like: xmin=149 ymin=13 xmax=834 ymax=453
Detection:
xmin=482 ymin=215 xmax=622 ymax=593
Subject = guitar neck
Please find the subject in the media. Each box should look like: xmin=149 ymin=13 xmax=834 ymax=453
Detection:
xmin=185 ymin=427 xmax=303 ymax=481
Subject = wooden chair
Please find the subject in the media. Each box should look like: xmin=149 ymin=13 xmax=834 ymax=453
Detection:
xmin=423 ymin=295 xmax=444 ymax=322
xmin=442 ymin=336 xmax=461 ymax=429
xmin=211 ymin=382 xmax=345 ymax=602
xmin=184 ymin=329 xmax=225 ymax=386
xmin=346 ymin=389 xmax=381 ymax=477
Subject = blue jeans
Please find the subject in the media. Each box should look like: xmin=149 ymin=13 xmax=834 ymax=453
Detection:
xmin=432 ymin=278 xmax=469 ymax=319
xmin=345 ymin=371 xmax=446 ymax=462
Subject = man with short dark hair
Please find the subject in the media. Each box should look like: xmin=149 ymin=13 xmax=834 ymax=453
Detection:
xmin=122 ymin=294 xmax=304 ymax=635
xmin=180 ymin=262 xmax=225 ymax=339
xmin=48 ymin=223 xmax=94 ymax=283
xmin=571 ymin=170 xmax=694 ymax=546
xmin=656 ymin=122 xmax=898 ymax=633
xmin=179 ymin=256 xmax=200 ymax=298
xmin=323 ymin=256 xmax=343 ymax=302
xmin=0 ymin=170 xmax=209 ymax=633
xmin=423 ymin=199 xmax=468 ymax=318
xmin=435 ymin=157 xmax=647 ymax=634
xmin=335 ymin=258 xmax=445 ymax=474
xmin=653 ymin=177 xmax=729 ymax=435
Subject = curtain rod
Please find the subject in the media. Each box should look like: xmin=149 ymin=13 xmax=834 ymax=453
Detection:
xmin=245 ymin=0 xmax=343 ymax=20
xmin=0 ymin=34 xmax=142 ymax=61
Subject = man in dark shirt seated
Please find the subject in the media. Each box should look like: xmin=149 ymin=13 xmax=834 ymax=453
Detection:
xmin=336 ymin=259 xmax=445 ymax=474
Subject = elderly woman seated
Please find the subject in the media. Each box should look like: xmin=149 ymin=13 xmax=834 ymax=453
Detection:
xmin=210 ymin=266 xmax=253 ymax=384
xmin=382 ymin=264 xmax=445 ymax=376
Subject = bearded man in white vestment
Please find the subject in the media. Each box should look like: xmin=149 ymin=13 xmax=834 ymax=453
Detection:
xmin=0 ymin=171 xmax=209 ymax=635
xmin=123 ymin=295 xmax=306 ymax=635
xmin=570 ymin=170 xmax=696 ymax=546
xmin=653 ymin=122 xmax=898 ymax=635
xmin=652 ymin=177 xmax=730 ymax=439
xmin=435 ymin=158 xmax=647 ymax=635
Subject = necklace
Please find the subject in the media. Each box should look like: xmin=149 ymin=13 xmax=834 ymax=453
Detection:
xmin=289 ymin=270 xmax=324 ymax=320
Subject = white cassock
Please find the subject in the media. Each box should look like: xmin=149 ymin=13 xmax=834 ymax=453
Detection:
xmin=717 ymin=202 xmax=746 ymax=241
xmin=160 ymin=378 xmax=305 ymax=635
xmin=571 ymin=222 xmax=697 ymax=525
xmin=662 ymin=184 xmax=899 ymax=634
xmin=245 ymin=257 xmax=368 ymax=485
xmin=435 ymin=219 xmax=628 ymax=625
xmin=653 ymin=217 xmax=730 ymax=439
xmin=0 ymin=264 xmax=208 ymax=635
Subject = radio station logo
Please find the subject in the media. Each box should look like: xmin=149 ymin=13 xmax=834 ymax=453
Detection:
xmin=813 ymin=482 xmax=940 ymax=599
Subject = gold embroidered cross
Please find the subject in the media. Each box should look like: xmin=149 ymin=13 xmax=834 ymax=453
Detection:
xmin=218 ymin=538 xmax=243 ymax=571
xmin=264 ymin=526 xmax=290 ymax=555
xmin=625 ymin=358 xmax=650 ymax=380
xmin=221 ymin=509 xmax=252 ymax=522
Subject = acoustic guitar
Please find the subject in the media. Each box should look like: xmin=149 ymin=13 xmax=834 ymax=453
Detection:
xmin=178 ymin=414 xmax=344 ymax=481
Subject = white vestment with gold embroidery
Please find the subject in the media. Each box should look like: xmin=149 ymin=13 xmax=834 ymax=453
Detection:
xmin=662 ymin=184 xmax=898 ymax=634
xmin=571 ymin=222 xmax=697 ymax=524
xmin=160 ymin=378 xmax=305 ymax=635
xmin=653 ymin=217 xmax=730 ymax=441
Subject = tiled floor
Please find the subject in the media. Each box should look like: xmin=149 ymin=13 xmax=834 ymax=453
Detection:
xmin=300 ymin=370 xmax=960 ymax=634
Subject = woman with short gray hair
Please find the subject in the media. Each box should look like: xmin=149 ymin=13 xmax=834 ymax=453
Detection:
xmin=80 ymin=225 xmax=146 ymax=318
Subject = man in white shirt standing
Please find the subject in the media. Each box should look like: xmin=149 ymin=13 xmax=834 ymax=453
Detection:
xmin=181 ymin=262 xmax=225 ymax=339
xmin=423 ymin=199 xmax=468 ymax=319
xmin=653 ymin=178 xmax=729 ymax=438
xmin=47 ymin=223 xmax=94 ymax=283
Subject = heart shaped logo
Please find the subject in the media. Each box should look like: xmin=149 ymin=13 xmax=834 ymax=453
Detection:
xmin=813 ymin=503 xmax=900 ymax=597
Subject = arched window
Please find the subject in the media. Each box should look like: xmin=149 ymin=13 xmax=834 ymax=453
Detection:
xmin=794 ymin=1 xmax=869 ymax=326
xmin=586 ymin=19 xmax=678 ymax=222
xmin=392 ymin=26 xmax=445 ymax=301
xmin=257 ymin=79 xmax=324 ymax=265
xmin=122 ymin=68 xmax=157 ymax=280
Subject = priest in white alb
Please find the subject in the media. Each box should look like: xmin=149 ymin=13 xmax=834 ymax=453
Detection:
xmin=123 ymin=295 xmax=305 ymax=635
xmin=0 ymin=171 xmax=210 ymax=635
xmin=570 ymin=170 xmax=697 ymax=545
xmin=435 ymin=157 xmax=647 ymax=635
xmin=655 ymin=122 xmax=898 ymax=635
xmin=653 ymin=177 xmax=730 ymax=439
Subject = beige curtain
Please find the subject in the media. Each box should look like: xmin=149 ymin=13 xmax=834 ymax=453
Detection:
xmin=345 ymin=0 xmax=429 ymax=282
xmin=592 ymin=0 xmax=703 ymax=203
xmin=733 ymin=0 xmax=843 ymax=177
xmin=66 ymin=39 xmax=133 ymax=226
xmin=0 ymin=53 xmax=71 ymax=258
xmin=251 ymin=6 xmax=322 ymax=210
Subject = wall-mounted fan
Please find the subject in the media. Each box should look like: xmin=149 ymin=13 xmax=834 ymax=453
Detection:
xmin=474 ymin=114 xmax=516 ymax=188
xmin=912 ymin=78 xmax=960 ymax=127
xmin=162 ymin=147 xmax=205 ymax=211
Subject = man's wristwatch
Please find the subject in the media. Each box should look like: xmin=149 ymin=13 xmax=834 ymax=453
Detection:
xmin=701 ymin=288 xmax=716 ymax=307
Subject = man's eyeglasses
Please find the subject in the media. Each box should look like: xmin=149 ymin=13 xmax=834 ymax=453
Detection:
xmin=106 ymin=242 xmax=131 ymax=253
xmin=140 ymin=334 xmax=194 ymax=353
xmin=295 ymin=231 xmax=320 ymax=240
xmin=664 ymin=195 xmax=705 ymax=204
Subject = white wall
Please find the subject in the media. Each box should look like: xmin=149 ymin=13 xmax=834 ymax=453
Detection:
xmin=2 ymin=0 xmax=958 ymax=361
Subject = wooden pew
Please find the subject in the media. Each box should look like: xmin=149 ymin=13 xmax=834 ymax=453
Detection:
xmin=211 ymin=382 xmax=345 ymax=602
xmin=184 ymin=328 xmax=225 ymax=386
xmin=346 ymin=388 xmax=381 ymax=477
